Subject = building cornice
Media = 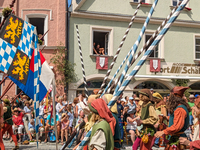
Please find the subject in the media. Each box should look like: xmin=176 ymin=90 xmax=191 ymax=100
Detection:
xmin=71 ymin=10 xmax=200 ymax=29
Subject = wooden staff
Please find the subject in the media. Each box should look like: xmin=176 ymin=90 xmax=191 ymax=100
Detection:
xmin=0 ymin=76 xmax=8 ymax=86
xmin=11 ymin=91 xmax=23 ymax=103
xmin=39 ymin=29 xmax=49 ymax=40
xmin=0 ymin=0 xmax=17 ymax=30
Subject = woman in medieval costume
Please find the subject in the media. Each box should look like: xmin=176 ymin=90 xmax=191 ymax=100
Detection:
xmin=152 ymin=92 xmax=168 ymax=147
xmin=179 ymin=97 xmax=200 ymax=149
xmin=0 ymin=99 xmax=18 ymax=150
xmin=87 ymin=98 xmax=115 ymax=149
xmin=154 ymin=86 xmax=191 ymax=150
xmin=102 ymin=94 xmax=121 ymax=150
xmin=135 ymin=89 xmax=158 ymax=150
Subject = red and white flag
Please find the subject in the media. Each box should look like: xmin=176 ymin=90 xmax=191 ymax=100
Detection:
xmin=150 ymin=59 xmax=161 ymax=72
xmin=96 ymin=56 xmax=108 ymax=70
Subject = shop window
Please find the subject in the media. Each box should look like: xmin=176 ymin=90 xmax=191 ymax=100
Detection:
xmin=91 ymin=26 xmax=113 ymax=56
xmin=145 ymin=34 xmax=159 ymax=58
xmin=195 ymin=37 xmax=200 ymax=59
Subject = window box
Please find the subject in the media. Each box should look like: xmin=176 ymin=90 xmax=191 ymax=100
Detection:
xmin=90 ymin=55 xmax=113 ymax=59
xmin=130 ymin=1 xmax=152 ymax=7
xmin=169 ymin=6 xmax=192 ymax=11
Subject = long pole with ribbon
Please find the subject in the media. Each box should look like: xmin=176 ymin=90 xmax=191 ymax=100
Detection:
xmin=108 ymin=0 xmax=181 ymax=94
xmin=108 ymin=0 xmax=189 ymax=107
xmin=98 ymin=0 xmax=143 ymax=94
xmin=101 ymin=0 xmax=158 ymax=97
xmin=76 ymin=25 xmax=89 ymax=98
xmin=75 ymin=0 xmax=189 ymax=149
xmin=113 ymin=0 xmax=159 ymax=95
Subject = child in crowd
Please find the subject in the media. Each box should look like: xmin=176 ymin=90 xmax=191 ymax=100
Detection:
xmin=61 ymin=113 xmax=69 ymax=145
xmin=67 ymin=104 xmax=74 ymax=134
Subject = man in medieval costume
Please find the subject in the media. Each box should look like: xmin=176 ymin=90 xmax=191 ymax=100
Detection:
xmin=154 ymin=86 xmax=191 ymax=150
xmin=179 ymin=96 xmax=200 ymax=149
xmin=136 ymin=89 xmax=158 ymax=150
xmin=0 ymin=99 xmax=19 ymax=150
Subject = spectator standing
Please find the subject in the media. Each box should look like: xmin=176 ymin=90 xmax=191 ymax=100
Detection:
xmin=39 ymin=101 xmax=44 ymax=120
xmin=44 ymin=113 xmax=60 ymax=143
xmin=188 ymin=94 xmax=195 ymax=126
xmin=125 ymin=96 xmax=129 ymax=105
xmin=43 ymin=98 xmax=53 ymax=123
xmin=23 ymin=101 xmax=33 ymax=139
xmin=72 ymin=97 xmax=79 ymax=127
xmin=61 ymin=113 xmax=69 ymax=145
xmin=150 ymin=88 xmax=154 ymax=94
xmin=127 ymin=97 xmax=136 ymax=114
xmin=120 ymin=98 xmax=126 ymax=107
xmin=56 ymin=96 xmax=67 ymax=120
xmin=67 ymin=104 xmax=74 ymax=134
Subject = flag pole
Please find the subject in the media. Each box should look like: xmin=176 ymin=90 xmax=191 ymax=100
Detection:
xmin=52 ymin=78 xmax=58 ymax=150
xmin=76 ymin=0 xmax=189 ymax=149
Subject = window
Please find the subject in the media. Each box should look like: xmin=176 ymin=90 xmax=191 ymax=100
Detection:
xmin=16 ymin=85 xmax=22 ymax=95
xmin=145 ymin=34 xmax=158 ymax=58
xmin=26 ymin=14 xmax=48 ymax=46
xmin=195 ymin=37 xmax=200 ymax=59
xmin=91 ymin=26 xmax=113 ymax=56
xmin=93 ymin=31 xmax=109 ymax=55
xmin=134 ymin=0 xmax=145 ymax=2
xmin=172 ymin=0 xmax=183 ymax=6
xmin=0 ymin=13 xmax=3 ymax=24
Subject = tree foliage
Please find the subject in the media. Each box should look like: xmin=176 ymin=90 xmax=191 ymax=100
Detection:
xmin=172 ymin=79 xmax=190 ymax=98
xmin=50 ymin=45 xmax=77 ymax=86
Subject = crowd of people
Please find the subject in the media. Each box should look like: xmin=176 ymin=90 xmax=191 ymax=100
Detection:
xmin=1 ymin=87 xmax=200 ymax=150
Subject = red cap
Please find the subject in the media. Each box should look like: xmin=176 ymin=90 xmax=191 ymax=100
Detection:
xmin=172 ymin=86 xmax=189 ymax=98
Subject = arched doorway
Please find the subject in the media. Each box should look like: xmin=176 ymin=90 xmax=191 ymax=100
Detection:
xmin=133 ymin=80 xmax=170 ymax=96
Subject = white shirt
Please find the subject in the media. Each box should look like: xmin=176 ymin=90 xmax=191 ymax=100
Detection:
xmin=39 ymin=105 xmax=44 ymax=116
xmin=56 ymin=103 xmax=65 ymax=119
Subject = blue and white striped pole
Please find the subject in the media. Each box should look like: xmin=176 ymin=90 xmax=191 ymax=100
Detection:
xmin=114 ymin=0 xmax=159 ymax=95
xmin=108 ymin=0 xmax=189 ymax=108
xmin=101 ymin=0 xmax=158 ymax=97
xmin=98 ymin=0 xmax=143 ymax=94
xmin=76 ymin=0 xmax=189 ymax=149
xmin=110 ymin=0 xmax=181 ymax=94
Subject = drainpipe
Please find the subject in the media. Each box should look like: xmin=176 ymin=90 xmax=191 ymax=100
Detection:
xmin=65 ymin=0 xmax=69 ymax=96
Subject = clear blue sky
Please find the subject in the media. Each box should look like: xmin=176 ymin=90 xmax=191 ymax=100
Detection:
xmin=68 ymin=0 xmax=72 ymax=7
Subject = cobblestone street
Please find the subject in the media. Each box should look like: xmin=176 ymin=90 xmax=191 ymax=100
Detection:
xmin=4 ymin=140 xmax=166 ymax=150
